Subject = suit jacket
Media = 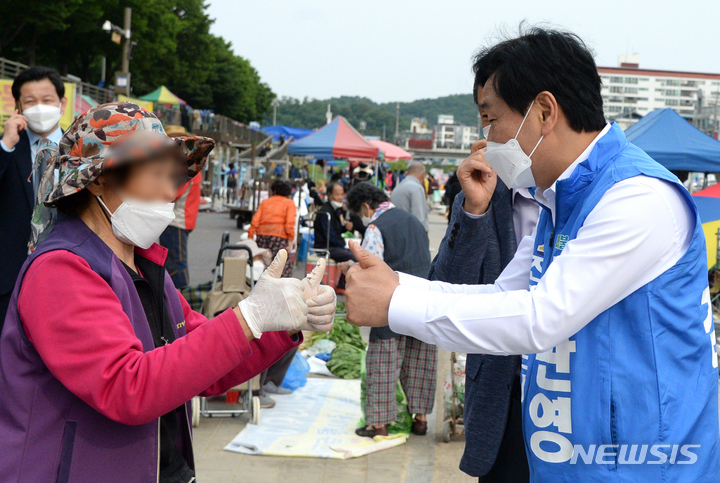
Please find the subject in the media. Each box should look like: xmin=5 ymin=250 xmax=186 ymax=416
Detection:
xmin=428 ymin=181 xmax=520 ymax=478
xmin=0 ymin=131 xmax=34 ymax=298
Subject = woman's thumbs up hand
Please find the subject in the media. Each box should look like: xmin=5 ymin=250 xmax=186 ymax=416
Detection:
xmin=299 ymin=258 xmax=336 ymax=332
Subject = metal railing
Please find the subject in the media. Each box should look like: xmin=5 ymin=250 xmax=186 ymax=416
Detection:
xmin=0 ymin=57 xmax=116 ymax=105
xmin=0 ymin=56 xmax=267 ymax=146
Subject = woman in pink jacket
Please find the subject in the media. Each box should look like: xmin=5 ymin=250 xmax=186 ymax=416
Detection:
xmin=0 ymin=102 xmax=335 ymax=483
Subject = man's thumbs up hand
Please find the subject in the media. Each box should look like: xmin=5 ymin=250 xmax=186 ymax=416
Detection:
xmin=345 ymin=241 xmax=400 ymax=328
xmin=349 ymin=240 xmax=381 ymax=269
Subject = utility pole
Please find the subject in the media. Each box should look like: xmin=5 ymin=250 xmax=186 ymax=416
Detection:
xmin=394 ymin=102 xmax=400 ymax=145
xmin=271 ymin=98 xmax=280 ymax=126
xmin=104 ymin=8 xmax=132 ymax=96
xmin=382 ymin=124 xmax=386 ymax=141
xmin=121 ymin=8 xmax=132 ymax=95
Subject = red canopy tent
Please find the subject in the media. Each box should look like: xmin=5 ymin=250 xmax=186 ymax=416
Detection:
xmin=288 ymin=116 xmax=379 ymax=159
xmin=369 ymin=139 xmax=413 ymax=162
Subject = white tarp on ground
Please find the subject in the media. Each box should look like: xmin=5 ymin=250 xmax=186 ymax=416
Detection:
xmin=224 ymin=378 xmax=406 ymax=459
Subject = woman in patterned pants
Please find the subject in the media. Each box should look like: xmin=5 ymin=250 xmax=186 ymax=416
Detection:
xmin=248 ymin=179 xmax=296 ymax=278
xmin=345 ymin=182 xmax=437 ymax=438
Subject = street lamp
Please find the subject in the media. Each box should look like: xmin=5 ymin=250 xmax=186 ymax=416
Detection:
xmin=102 ymin=8 xmax=132 ymax=96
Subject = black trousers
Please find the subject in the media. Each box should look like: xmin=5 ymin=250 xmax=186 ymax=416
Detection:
xmin=479 ymin=375 xmax=530 ymax=483
xmin=328 ymin=246 xmax=356 ymax=263
xmin=258 ymin=347 xmax=298 ymax=394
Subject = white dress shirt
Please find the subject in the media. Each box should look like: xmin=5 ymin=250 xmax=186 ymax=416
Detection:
xmin=463 ymin=187 xmax=540 ymax=247
xmin=512 ymin=189 xmax=540 ymax=245
xmin=388 ymin=124 xmax=694 ymax=355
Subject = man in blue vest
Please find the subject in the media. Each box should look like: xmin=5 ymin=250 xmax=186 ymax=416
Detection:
xmin=344 ymin=27 xmax=720 ymax=482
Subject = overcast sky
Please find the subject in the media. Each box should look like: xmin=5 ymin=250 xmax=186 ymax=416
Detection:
xmin=207 ymin=0 xmax=720 ymax=103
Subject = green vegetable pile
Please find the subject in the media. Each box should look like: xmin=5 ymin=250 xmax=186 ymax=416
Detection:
xmin=305 ymin=302 xmax=366 ymax=379
xmin=326 ymin=343 xmax=364 ymax=379
xmin=308 ymin=316 xmax=365 ymax=350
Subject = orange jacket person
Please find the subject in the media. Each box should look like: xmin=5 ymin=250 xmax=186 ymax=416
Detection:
xmin=248 ymin=179 xmax=296 ymax=277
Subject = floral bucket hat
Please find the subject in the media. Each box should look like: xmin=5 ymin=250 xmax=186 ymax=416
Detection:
xmin=30 ymin=101 xmax=215 ymax=249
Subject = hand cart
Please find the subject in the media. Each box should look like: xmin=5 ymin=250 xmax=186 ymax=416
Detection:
xmin=442 ymin=352 xmax=466 ymax=442
xmin=193 ymin=232 xmax=262 ymax=425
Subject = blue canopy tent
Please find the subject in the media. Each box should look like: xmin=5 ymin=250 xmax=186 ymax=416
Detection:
xmin=624 ymin=108 xmax=720 ymax=172
xmin=261 ymin=125 xmax=314 ymax=142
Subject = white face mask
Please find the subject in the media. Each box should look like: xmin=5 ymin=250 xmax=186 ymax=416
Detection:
xmin=97 ymin=196 xmax=176 ymax=249
xmin=483 ymin=100 xmax=543 ymax=189
xmin=482 ymin=125 xmax=490 ymax=140
xmin=330 ymin=200 xmax=344 ymax=209
xmin=360 ymin=205 xmax=373 ymax=226
xmin=23 ymin=103 xmax=62 ymax=133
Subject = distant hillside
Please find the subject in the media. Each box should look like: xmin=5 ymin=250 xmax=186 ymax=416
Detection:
xmin=267 ymin=94 xmax=478 ymax=139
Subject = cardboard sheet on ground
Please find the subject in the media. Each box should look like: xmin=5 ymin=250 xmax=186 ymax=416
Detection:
xmin=224 ymin=378 xmax=407 ymax=459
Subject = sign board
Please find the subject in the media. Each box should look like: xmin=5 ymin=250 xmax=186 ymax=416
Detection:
xmin=0 ymin=79 xmax=76 ymax=134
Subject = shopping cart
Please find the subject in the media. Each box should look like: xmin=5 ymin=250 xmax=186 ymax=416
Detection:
xmin=191 ymin=232 xmax=263 ymax=426
xmin=442 ymin=352 xmax=466 ymax=442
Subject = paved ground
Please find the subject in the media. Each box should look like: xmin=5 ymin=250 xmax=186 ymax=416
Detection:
xmin=187 ymin=209 xmax=475 ymax=482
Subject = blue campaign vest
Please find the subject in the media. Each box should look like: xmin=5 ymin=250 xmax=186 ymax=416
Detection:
xmin=522 ymin=123 xmax=720 ymax=482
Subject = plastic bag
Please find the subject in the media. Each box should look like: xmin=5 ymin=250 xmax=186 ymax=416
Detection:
xmin=359 ymin=351 xmax=412 ymax=434
xmin=281 ymin=352 xmax=310 ymax=391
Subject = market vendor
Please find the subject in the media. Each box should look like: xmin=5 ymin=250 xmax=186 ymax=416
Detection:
xmin=314 ymin=182 xmax=364 ymax=263
xmin=344 ymin=28 xmax=720 ymax=482
xmin=0 ymin=102 xmax=336 ymax=483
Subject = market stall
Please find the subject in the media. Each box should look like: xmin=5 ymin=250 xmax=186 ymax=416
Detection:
xmin=625 ymin=108 xmax=720 ymax=172
xmin=288 ymin=116 xmax=379 ymax=159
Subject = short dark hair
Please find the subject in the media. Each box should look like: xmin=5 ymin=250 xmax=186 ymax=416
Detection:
xmin=472 ymin=26 xmax=606 ymax=133
xmin=346 ymin=183 xmax=389 ymax=213
xmin=326 ymin=182 xmax=344 ymax=198
xmin=271 ymin=179 xmax=292 ymax=197
xmin=12 ymin=66 xmax=65 ymax=101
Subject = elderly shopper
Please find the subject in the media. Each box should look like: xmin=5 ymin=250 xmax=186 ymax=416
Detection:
xmin=248 ymin=178 xmax=297 ymax=278
xmin=345 ymin=182 xmax=436 ymax=438
xmin=391 ymin=161 xmax=429 ymax=230
xmin=0 ymin=102 xmax=336 ymax=483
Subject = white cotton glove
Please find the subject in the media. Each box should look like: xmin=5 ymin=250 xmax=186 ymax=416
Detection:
xmin=299 ymin=258 xmax=337 ymax=332
xmin=238 ymin=250 xmax=308 ymax=338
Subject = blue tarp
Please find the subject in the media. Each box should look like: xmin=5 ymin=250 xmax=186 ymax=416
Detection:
xmin=261 ymin=125 xmax=314 ymax=142
xmin=624 ymin=108 xmax=720 ymax=172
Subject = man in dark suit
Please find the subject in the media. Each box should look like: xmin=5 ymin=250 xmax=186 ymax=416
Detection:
xmin=0 ymin=67 xmax=67 ymax=326
xmin=427 ymin=84 xmax=539 ymax=482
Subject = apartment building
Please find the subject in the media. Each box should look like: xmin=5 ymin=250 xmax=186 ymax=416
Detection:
xmin=599 ymin=55 xmax=720 ymax=130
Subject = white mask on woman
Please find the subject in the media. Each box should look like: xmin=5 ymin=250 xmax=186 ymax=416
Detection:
xmin=23 ymin=103 xmax=63 ymax=133
xmin=97 ymin=196 xmax=175 ymax=249
xmin=330 ymin=200 xmax=344 ymax=210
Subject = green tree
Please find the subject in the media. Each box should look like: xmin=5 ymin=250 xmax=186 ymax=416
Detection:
xmin=0 ymin=0 xmax=275 ymax=123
